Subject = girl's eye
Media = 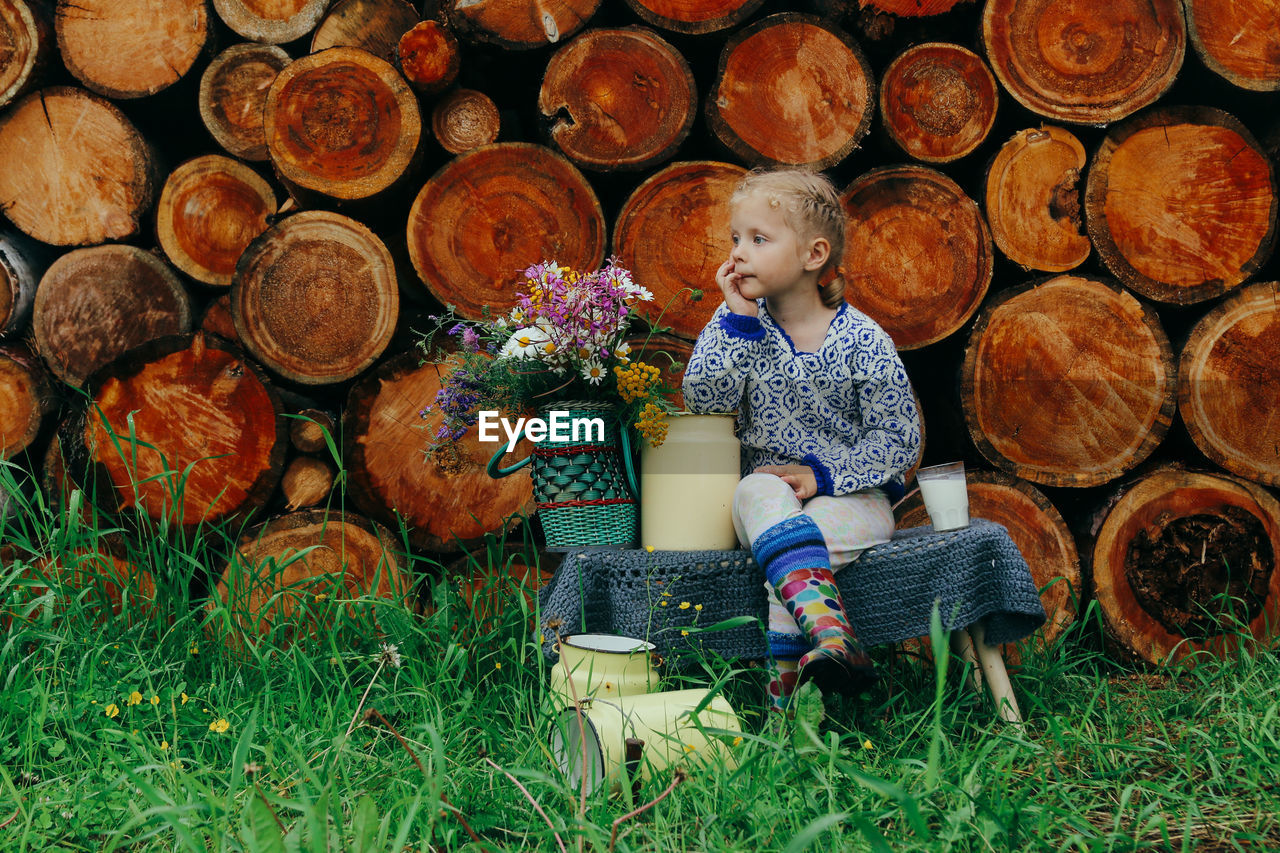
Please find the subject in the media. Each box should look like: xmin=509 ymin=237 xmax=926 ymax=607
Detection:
xmin=731 ymin=235 xmax=739 ymax=245
xmin=754 ymin=235 xmax=766 ymax=244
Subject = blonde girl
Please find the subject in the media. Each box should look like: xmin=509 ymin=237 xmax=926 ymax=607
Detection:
xmin=683 ymin=168 xmax=922 ymax=712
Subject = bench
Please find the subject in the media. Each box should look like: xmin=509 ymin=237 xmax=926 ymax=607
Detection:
xmin=538 ymin=519 xmax=1047 ymax=722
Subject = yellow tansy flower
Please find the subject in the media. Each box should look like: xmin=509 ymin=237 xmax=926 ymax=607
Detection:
xmin=105 ymin=704 xmax=120 ymax=719
xmin=209 ymin=719 xmax=230 ymax=734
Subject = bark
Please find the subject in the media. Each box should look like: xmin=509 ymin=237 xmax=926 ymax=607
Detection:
xmin=840 ymin=165 xmax=992 ymax=349
xmin=1085 ymin=106 xmax=1278 ymax=305
xmin=1087 ymin=466 xmax=1280 ymax=664
xmin=981 ymin=0 xmax=1185 ymax=124
xmin=1185 ymin=0 xmax=1280 ymax=92
xmin=707 ymin=13 xmax=874 ymax=169
xmin=55 ymin=0 xmax=208 ymax=99
xmin=429 ymin=87 xmax=498 ymax=154
xmin=311 ymin=0 xmax=421 ymax=64
xmin=984 ymin=126 xmax=1090 ymax=273
xmin=445 ymin=0 xmax=600 ymax=49
xmin=156 ymin=155 xmax=279 ymax=289
xmin=0 ymin=0 xmax=53 ymax=110
xmin=0 ymin=342 xmax=51 ymax=461
xmin=895 ymin=469 xmax=1080 ymax=659
xmin=621 ymin=0 xmax=763 ymax=34
xmin=0 ymin=86 xmax=157 ymax=246
xmin=212 ymin=509 xmax=408 ymax=650
xmin=0 ymin=226 xmax=48 ymax=338
xmin=33 ymin=245 xmax=193 ymax=388
xmin=342 ymin=351 xmax=536 ymax=552
xmin=406 ymin=142 xmax=605 ymax=320
xmin=539 ymin=27 xmax=695 ymax=171
xmin=398 ymin=20 xmax=460 ymax=94
xmin=879 ymin=42 xmax=998 ymax=164
xmin=961 ymin=274 xmax=1176 ymax=488
xmin=1177 ymin=281 xmax=1280 ymax=488
xmin=212 ymin=0 xmax=330 ymax=44
xmin=612 ymin=160 xmax=745 ymax=341
xmin=198 ymin=43 xmax=292 ymax=163
xmin=232 ymin=210 xmax=399 ymax=385
xmin=76 ymin=331 xmax=287 ymax=529
xmin=263 ymin=46 xmax=422 ymax=202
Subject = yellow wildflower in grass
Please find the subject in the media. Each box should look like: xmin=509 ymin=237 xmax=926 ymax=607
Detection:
xmin=683 ymin=743 xmax=697 ymax=753
xmin=494 ymin=662 xmax=502 ymax=670
xmin=189 ymin=643 xmax=199 ymax=655
xmin=732 ymin=736 xmax=744 ymax=747
xmin=209 ymin=719 xmax=230 ymax=734
xmin=150 ymin=695 xmax=160 ymax=706
xmin=105 ymin=704 xmax=120 ymax=719
xmin=180 ymin=693 xmax=189 ymax=705
xmin=160 ymin=740 xmax=169 ymax=750
xmin=662 ymin=591 xmax=672 ymax=596
xmin=694 ymin=604 xmax=703 ymax=612
xmin=862 ymin=739 xmax=873 ymax=750
xmin=680 ymin=630 xmax=689 ymax=637
xmin=679 ymin=601 xmax=691 ymax=610
xmin=645 ymin=545 xmax=655 ymax=553
xmin=127 ymin=691 xmax=142 ymax=706
xmin=659 ymin=600 xmax=667 ymax=607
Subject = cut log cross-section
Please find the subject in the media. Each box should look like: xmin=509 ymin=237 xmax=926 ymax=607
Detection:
xmin=1 ymin=227 xmax=46 ymax=337
xmin=232 ymin=210 xmax=399 ymax=386
xmin=446 ymin=0 xmax=600 ymax=49
xmin=879 ymin=42 xmax=999 ymax=164
xmin=264 ymin=46 xmax=422 ymax=202
xmin=157 ymin=155 xmax=279 ymax=289
xmin=214 ymin=510 xmax=407 ymax=651
xmin=311 ymin=0 xmax=420 ymax=64
xmin=213 ymin=0 xmax=331 ymax=44
xmin=289 ymin=407 xmax=337 ymax=454
xmin=962 ymin=275 xmax=1176 ymax=488
xmin=539 ymin=27 xmax=695 ymax=172
xmin=344 ymin=352 xmax=536 ymax=552
xmin=1178 ymin=281 xmax=1280 ymax=488
xmin=1086 ymin=106 xmax=1278 ymax=305
xmin=895 ymin=470 xmax=1081 ymax=659
xmin=708 ymin=14 xmax=874 ymax=169
xmin=430 ymin=88 xmax=499 ymax=154
xmin=199 ymin=43 xmax=292 ymax=163
xmin=840 ymin=165 xmax=993 ymax=350
xmin=0 ymin=0 xmax=53 ymax=110
xmin=982 ymin=0 xmax=1185 ymax=124
xmin=407 ymin=142 xmax=605 ymax=319
xmin=613 ymin=160 xmax=745 ymax=341
xmin=398 ymin=20 xmax=460 ymax=95
xmin=1089 ymin=466 xmax=1280 ymax=664
xmin=0 ymin=342 xmax=51 ymax=461
xmin=281 ymin=456 xmax=336 ymax=509
xmin=33 ymin=245 xmax=193 ymax=388
xmin=55 ymin=0 xmax=207 ymax=99
xmin=0 ymin=87 xmax=157 ymax=246
xmin=985 ymin=126 xmax=1090 ymax=273
xmin=622 ymin=0 xmax=764 ymax=34
xmin=78 ymin=331 xmax=286 ymax=529
xmin=1185 ymin=0 xmax=1280 ymax=92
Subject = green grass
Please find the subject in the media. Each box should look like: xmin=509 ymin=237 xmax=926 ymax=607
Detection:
xmin=1 ymin=456 xmax=1278 ymax=852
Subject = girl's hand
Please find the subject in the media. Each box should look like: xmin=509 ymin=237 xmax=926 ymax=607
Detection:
xmin=716 ymin=258 xmax=757 ymax=317
xmin=754 ymin=464 xmax=818 ymax=500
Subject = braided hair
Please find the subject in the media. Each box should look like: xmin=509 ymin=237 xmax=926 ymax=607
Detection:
xmin=730 ymin=168 xmax=848 ymax=309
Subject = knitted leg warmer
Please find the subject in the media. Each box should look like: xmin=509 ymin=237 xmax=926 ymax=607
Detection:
xmin=753 ymin=516 xmax=877 ymax=695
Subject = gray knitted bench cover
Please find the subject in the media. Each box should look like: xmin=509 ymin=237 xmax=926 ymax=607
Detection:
xmin=538 ymin=519 xmax=1046 ymax=660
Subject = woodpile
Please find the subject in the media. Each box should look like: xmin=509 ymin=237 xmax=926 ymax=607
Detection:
xmin=1 ymin=0 xmax=1277 ymax=663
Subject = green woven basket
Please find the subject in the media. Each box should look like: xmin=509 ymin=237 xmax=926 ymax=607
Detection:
xmin=487 ymin=400 xmax=638 ymax=549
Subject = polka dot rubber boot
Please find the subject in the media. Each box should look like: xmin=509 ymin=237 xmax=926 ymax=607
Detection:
xmin=778 ymin=567 xmax=877 ymax=695
xmin=765 ymin=657 xmax=799 ymax=714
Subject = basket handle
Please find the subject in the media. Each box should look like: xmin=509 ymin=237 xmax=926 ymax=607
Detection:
xmin=620 ymin=421 xmax=639 ymax=497
xmin=487 ymin=422 xmax=530 ymax=478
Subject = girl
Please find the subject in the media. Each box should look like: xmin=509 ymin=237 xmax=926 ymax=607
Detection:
xmin=682 ymin=168 xmax=922 ymax=713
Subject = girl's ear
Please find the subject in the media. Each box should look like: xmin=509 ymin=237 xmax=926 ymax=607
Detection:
xmin=803 ymin=236 xmax=831 ymax=272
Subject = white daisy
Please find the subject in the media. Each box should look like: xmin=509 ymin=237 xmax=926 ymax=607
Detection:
xmin=581 ymin=360 xmax=606 ymax=385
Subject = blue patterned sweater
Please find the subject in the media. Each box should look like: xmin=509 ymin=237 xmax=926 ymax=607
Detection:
xmin=682 ymin=301 xmax=922 ymax=500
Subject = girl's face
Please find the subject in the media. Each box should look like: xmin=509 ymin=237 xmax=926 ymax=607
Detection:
xmin=728 ymin=192 xmax=825 ymax=301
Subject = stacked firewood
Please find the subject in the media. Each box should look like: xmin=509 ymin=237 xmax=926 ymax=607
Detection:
xmin=0 ymin=0 xmax=1277 ymax=663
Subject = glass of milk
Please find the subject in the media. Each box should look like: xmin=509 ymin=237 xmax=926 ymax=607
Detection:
xmin=915 ymin=462 xmax=970 ymax=531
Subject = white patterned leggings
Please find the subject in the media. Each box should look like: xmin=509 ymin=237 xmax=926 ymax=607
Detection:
xmin=732 ymin=472 xmax=894 ymax=647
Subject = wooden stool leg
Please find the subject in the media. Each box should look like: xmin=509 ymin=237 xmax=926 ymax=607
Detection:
xmin=949 ymin=629 xmax=984 ymax=694
xmin=969 ymin=622 xmax=1023 ymax=724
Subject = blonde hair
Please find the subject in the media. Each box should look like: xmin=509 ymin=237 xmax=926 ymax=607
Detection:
xmin=730 ymin=167 xmax=848 ymax=308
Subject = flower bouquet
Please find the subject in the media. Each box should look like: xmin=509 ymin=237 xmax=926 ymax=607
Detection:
xmin=418 ymin=259 xmax=680 ymax=548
